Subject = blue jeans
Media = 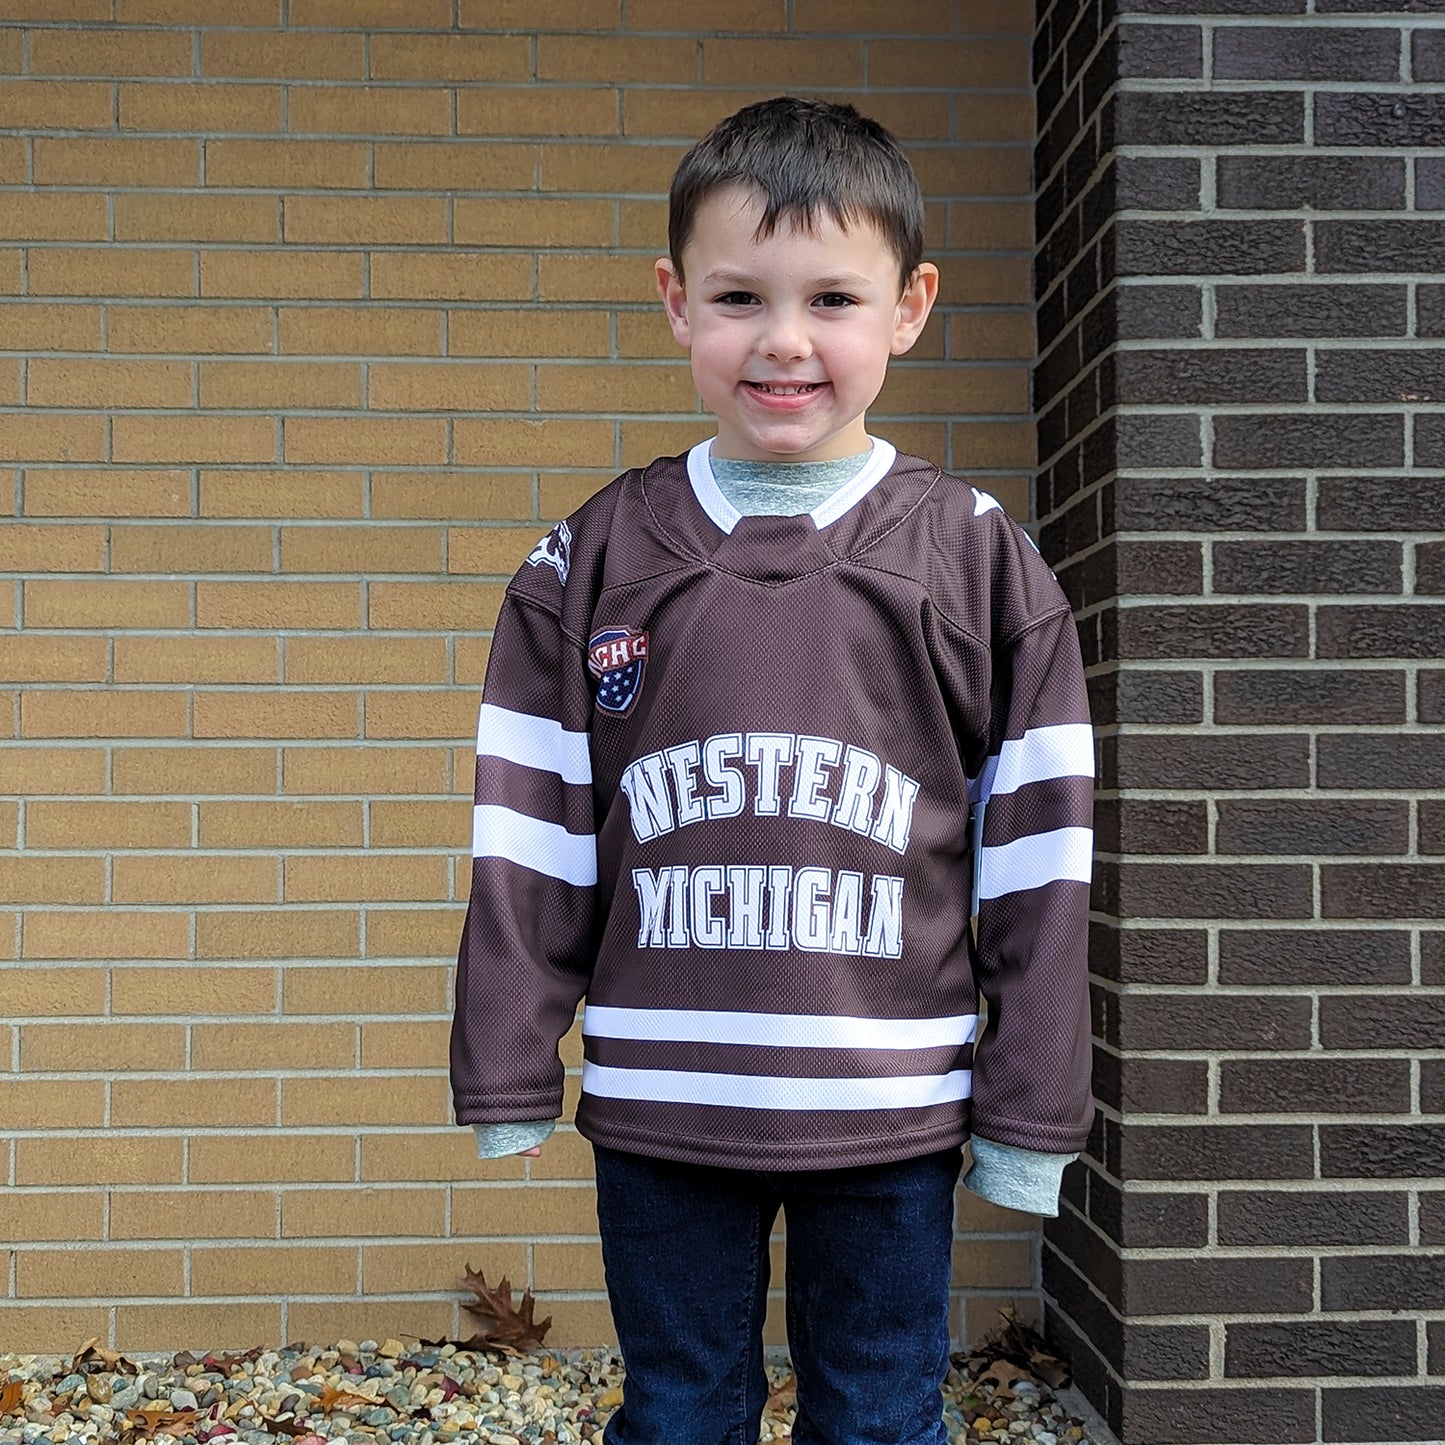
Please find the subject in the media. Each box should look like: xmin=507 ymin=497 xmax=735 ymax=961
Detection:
xmin=592 ymin=1142 xmax=963 ymax=1445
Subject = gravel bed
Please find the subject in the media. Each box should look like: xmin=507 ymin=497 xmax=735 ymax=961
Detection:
xmin=0 ymin=1337 xmax=1105 ymax=1445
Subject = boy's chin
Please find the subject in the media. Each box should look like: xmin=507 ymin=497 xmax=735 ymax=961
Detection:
xmin=714 ymin=421 xmax=871 ymax=465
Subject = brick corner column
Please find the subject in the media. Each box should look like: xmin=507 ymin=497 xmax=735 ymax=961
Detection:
xmin=1032 ymin=2 xmax=1444 ymax=1443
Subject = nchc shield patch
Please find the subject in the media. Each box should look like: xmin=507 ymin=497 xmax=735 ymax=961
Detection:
xmin=588 ymin=626 xmax=648 ymax=715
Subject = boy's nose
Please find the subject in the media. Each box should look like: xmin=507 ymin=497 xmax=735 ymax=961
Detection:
xmin=759 ymin=309 xmax=811 ymax=361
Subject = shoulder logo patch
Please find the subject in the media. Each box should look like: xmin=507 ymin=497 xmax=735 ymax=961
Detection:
xmin=527 ymin=519 xmax=572 ymax=586
xmin=588 ymin=626 xmax=648 ymax=715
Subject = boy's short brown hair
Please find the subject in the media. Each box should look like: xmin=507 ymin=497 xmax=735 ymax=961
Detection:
xmin=667 ymin=95 xmax=925 ymax=292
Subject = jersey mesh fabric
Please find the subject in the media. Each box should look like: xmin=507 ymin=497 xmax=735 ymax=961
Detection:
xmin=452 ymin=445 xmax=1095 ymax=1173
xmin=471 ymin=457 xmax=869 ymax=1167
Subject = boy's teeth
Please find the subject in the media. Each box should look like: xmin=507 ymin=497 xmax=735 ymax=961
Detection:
xmin=753 ymin=383 xmax=817 ymax=394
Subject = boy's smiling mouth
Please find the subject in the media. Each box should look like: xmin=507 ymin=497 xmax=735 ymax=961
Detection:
xmin=744 ymin=380 xmax=826 ymax=395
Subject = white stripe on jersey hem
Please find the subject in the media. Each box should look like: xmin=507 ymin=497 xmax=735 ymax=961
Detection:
xmin=969 ymin=722 xmax=1095 ymax=805
xmin=582 ymin=1061 xmax=973 ymax=1111
xmin=472 ymin=803 xmax=597 ymax=886
xmin=476 ymin=702 xmax=592 ymax=785
xmin=977 ymin=825 xmax=1094 ymax=899
xmin=686 ymin=436 xmax=898 ymax=535
xmin=582 ymin=1005 xmax=980 ymax=1051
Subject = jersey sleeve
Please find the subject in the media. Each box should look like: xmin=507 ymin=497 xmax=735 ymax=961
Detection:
xmin=968 ymin=604 xmax=1096 ymax=1155
xmin=450 ymin=590 xmax=598 ymax=1126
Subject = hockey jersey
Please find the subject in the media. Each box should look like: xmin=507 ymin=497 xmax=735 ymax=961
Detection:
xmin=450 ymin=439 xmax=1096 ymax=1171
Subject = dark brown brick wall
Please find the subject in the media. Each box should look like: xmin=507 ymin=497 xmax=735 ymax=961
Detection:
xmin=1034 ymin=0 xmax=1443 ymax=1440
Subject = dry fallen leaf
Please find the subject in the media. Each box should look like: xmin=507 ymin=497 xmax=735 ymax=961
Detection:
xmin=317 ymin=1381 xmax=382 ymax=1411
xmin=459 ymin=1265 xmax=553 ymax=1352
xmin=209 ymin=1346 xmax=266 ymax=1374
xmin=258 ymin=1416 xmax=315 ymax=1439
xmin=0 ymin=1379 xmax=22 ymax=1416
xmin=951 ymin=1305 xmax=1071 ymax=1397
xmin=1027 ymin=1347 xmax=1070 ymax=1389
xmin=73 ymin=1338 xmax=140 ymax=1376
xmin=766 ymin=1372 xmax=797 ymax=1412
xmin=117 ymin=1403 xmax=201 ymax=1443
xmin=975 ymin=1361 xmax=1021 ymax=1400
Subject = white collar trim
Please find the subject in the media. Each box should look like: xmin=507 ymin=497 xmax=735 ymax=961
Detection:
xmin=686 ymin=437 xmax=898 ymax=537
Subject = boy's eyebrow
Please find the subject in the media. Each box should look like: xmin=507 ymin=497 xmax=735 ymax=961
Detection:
xmin=701 ymin=268 xmax=875 ymax=290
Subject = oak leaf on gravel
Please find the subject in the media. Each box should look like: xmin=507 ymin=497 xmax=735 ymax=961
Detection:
xmin=74 ymin=1339 xmax=141 ymax=1376
xmin=116 ymin=1401 xmax=202 ymax=1443
xmin=458 ymin=1265 xmax=553 ymax=1353
xmin=254 ymin=1415 xmax=314 ymax=1439
xmin=173 ymin=1345 xmax=264 ymax=1375
xmin=951 ymin=1306 xmax=1071 ymax=1397
xmin=317 ymin=1381 xmax=383 ymax=1411
xmin=767 ymin=1373 xmax=796 ymax=1412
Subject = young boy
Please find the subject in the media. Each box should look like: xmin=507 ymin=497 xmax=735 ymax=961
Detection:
xmin=451 ymin=97 xmax=1095 ymax=1445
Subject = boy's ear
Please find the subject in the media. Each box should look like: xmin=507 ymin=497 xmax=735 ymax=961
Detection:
xmin=891 ymin=261 xmax=940 ymax=356
xmin=655 ymin=257 xmax=692 ymax=348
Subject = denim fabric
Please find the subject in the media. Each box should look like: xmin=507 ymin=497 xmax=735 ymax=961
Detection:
xmin=592 ymin=1142 xmax=963 ymax=1445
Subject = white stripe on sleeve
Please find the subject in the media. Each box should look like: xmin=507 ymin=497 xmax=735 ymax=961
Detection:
xmin=476 ymin=702 xmax=592 ymax=785
xmin=472 ymin=803 xmax=597 ymax=886
xmin=977 ymin=825 xmax=1094 ymax=900
xmin=582 ymin=1006 xmax=981 ymax=1051
xmin=582 ymin=1062 xmax=973 ymax=1112
xmin=970 ymin=722 xmax=1094 ymax=804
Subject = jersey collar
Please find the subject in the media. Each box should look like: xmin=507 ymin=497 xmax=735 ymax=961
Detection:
xmin=685 ymin=437 xmax=900 ymax=536
xmin=639 ymin=440 xmax=940 ymax=585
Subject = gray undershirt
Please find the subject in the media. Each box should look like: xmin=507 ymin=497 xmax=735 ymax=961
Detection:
xmin=709 ymin=449 xmax=873 ymax=515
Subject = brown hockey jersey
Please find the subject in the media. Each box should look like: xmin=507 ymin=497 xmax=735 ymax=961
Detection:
xmin=450 ymin=440 xmax=1096 ymax=1171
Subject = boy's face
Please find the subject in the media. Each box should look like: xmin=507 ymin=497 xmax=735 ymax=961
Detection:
xmin=656 ymin=186 xmax=938 ymax=464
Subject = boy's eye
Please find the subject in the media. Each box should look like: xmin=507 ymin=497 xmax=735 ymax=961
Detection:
xmin=815 ymin=293 xmax=857 ymax=308
xmin=714 ymin=291 xmax=757 ymax=306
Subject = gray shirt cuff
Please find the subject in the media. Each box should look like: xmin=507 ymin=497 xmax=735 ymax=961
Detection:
xmin=474 ymin=1120 xmax=556 ymax=1159
xmin=962 ymin=1135 xmax=1078 ymax=1217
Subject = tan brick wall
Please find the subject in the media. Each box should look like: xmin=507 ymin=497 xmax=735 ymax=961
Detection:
xmin=0 ymin=2 xmax=1039 ymax=1354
